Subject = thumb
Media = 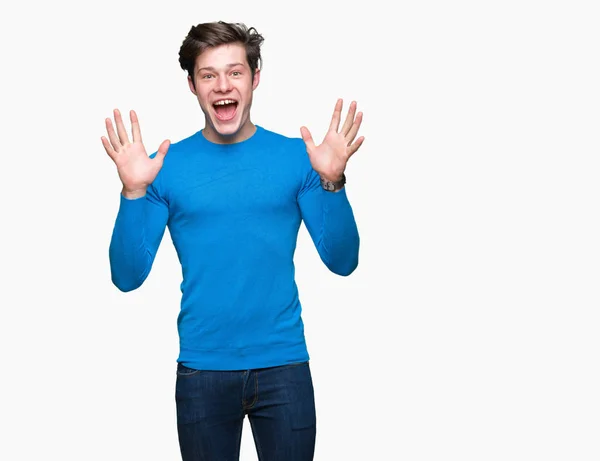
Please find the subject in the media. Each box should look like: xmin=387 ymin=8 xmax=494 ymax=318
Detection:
xmin=154 ymin=139 xmax=171 ymax=164
xmin=300 ymin=126 xmax=315 ymax=153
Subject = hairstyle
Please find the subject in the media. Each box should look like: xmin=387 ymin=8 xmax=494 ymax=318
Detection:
xmin=178 ymin=21 xmax=265 ymax=88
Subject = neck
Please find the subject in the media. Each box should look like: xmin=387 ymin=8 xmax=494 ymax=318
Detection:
xmin=202 ymin=119 xmax=257 ymax=145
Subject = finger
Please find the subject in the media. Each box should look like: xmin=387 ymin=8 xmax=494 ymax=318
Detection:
xmin=101 ymin=136 xmax=118 ymax=162
xmin=154 ymin=139 xmax=171 ymax=164
xmin=340 ymin=101 xmax=357 ymax=136
xmin=328 ymin=98 xmax=343 ymax=133
xmin=114 ymin=108 xmax=130 ymax=145
xmin=345 ymin=111 xmax=363 ymax=146
xmin=300 ymin=126 xmax=316 ymax=153
xmin=347 ymin=136 xmax=365 ymax=158
xmin=105 ymin=117 xmax=122 ymax=152
xmin=130 ymin=110 xmax=143 ymax=143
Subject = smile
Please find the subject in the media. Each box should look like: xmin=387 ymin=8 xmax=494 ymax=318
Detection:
xmin=213 ymin=99 xmax=238 ymax=121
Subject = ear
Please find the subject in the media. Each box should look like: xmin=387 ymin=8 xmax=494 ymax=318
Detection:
xmin=188 ymin=75 xmax=197 ymax=95
xmin=252 ymin=69 xmax=261 ymax=90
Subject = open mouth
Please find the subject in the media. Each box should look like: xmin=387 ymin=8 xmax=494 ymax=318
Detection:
xmin=213 ymin=99 xmax=238 ymax=121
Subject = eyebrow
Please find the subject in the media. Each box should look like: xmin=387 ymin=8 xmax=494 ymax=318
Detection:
xmin=196 ymin=62 xmax=245 ymax=74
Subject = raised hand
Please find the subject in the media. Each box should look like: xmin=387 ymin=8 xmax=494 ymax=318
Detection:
xmin=300 ymin=99 xmax=365 ymax=182
xmin=101 ymin=109 xmax=170 ymax=199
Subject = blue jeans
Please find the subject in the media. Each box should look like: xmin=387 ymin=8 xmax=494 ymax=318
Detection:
xmin=175 ymin=361 xmax=316 ymax=460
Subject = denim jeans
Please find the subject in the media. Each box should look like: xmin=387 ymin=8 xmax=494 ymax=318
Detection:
xmin=175 ymin=361 xmax=316 ymax=461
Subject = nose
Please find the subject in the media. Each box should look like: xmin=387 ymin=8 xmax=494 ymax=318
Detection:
xmin=216 ymin=75 xmax=233 ymax=93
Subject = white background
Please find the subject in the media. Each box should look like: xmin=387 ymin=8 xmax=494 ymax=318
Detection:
xmin=1 ymin=0 xmax=599 ymax=460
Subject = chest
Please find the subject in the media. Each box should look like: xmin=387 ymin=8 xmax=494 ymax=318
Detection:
xmin=166 ymin=158 xmax=301 ymax=222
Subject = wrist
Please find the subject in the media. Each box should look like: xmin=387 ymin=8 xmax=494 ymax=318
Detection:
xmin=319 ymin=172 xmax=344 ymax=183
xmin=121 ymin=186 xmax=147 ymax=200
xmin=320 ymin=173 xmax=346 ymax=192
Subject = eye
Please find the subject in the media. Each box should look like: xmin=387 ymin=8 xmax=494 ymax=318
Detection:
xmin=201 ymin=74 xmax=213 ymax=79
xmin=232 ymin=71 xmax=242 ymax=76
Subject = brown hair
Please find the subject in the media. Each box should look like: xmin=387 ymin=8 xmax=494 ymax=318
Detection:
xmin=179 ymin=21 xmax=265 ymax=88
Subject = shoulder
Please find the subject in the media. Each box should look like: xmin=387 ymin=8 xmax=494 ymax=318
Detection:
xmin=257 ymin=125 xmax=303 ymax=147
xmin=257 ymin=127 xmax=319 ymax=190
xmin=147 ymin=131 xmax=202 ymax=194
xmin=149 ymin=130 xmax=200 ymax=161
xmin=256 ymin=125 xmax=309 ymax=163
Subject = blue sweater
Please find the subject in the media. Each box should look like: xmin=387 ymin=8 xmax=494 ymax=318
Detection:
xmin=109 ymin=125 xmax=360 ymax=370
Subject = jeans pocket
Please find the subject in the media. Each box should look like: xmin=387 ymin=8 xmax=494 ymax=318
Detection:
xmin=176 ymin=362 xmax=202 ymax=377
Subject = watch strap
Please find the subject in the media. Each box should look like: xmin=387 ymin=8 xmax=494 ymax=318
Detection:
xmin=320 ymin=174 xmax=346 ymax=192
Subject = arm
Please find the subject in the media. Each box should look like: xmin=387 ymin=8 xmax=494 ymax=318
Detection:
xmin=109 ymin=181 xmax=169 ymax=292
xmin=298 ymin=166 xmax=360 ymax=276
xmin=100 ymin=108 xmax=171 ymax=291
xmin=298 ymin=98 xmax=365 ymax=276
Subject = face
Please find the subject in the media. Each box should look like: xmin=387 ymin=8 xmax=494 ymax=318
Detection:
xmin=188 ymin=42 xmax=260 ymax=144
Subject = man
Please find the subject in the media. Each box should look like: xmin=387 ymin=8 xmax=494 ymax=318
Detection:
xmin=102 ymin=21 xmax=364 ymax=461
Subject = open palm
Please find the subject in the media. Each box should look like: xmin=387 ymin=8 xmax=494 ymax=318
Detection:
xmin=300 ymin=99 xmax=364 ymax=182
xmin=101 ymin=109 xmax=170 ymax=196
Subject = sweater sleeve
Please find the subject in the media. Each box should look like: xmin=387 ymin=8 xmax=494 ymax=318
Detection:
xmin=297 ymin=158 xmax=360 ymax=276
xmin=108 ymin=179 xmax=169 ymax=292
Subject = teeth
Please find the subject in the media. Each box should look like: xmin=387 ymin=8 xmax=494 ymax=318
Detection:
xmin=214 ymin=99 xmax=236 ymax=106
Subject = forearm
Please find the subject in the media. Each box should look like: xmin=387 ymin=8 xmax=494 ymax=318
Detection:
xmin=301 ymin=185 xmax=360 ymax=276
xmin=318 ymin=188 xmax=360 ymax=275
xmin=109 ymin=193 xmax=166 ymax=291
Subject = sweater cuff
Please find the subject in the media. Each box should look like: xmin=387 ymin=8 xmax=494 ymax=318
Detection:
xmin=116 ymin=192 xmax=146 ymax=226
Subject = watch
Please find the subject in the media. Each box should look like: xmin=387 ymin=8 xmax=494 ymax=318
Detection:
xmin=320 ymin=174 xmax=346 ymax=192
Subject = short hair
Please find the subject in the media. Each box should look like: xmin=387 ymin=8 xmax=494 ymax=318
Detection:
xmin=178 ymin=21 xmax=265 ymax=87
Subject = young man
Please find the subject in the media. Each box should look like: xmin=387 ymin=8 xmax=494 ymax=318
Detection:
xmin=102 ymin=21 xmax=364 ymax=461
